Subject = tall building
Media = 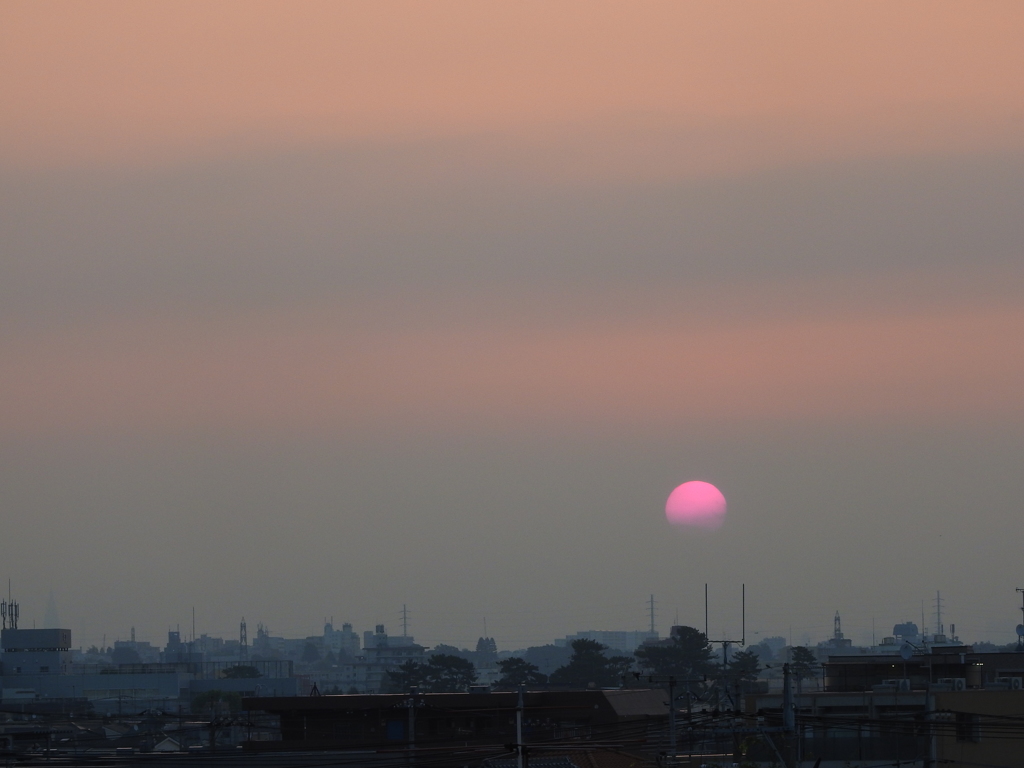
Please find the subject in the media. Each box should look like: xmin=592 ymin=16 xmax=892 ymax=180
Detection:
xmin=323 ymin=621 xmax=361 ymax=657
xmin=1 ymin=628 xmax=72 ymax=676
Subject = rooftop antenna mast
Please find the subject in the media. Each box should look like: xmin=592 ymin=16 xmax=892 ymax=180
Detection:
xmin=1 ymin=580 xmax=19 ymax=631
xmin=240 ymin=617 xmax=248 ymax=661
xmin=649 ymin=594 xmax=656 ymax=634
xmin=1016 ymin=589 xmax=1024 ymax=650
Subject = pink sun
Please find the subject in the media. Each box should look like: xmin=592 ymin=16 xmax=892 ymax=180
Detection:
xmin=665 ymin=481 xmax=726 ymax=530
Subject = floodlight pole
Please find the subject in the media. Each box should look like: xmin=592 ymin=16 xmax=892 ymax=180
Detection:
xmin=705 ymin=584 xmax=746 ymax=710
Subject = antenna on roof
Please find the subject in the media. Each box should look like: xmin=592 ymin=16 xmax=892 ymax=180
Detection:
xmin=1016 ymin=589 xmax=1024 ymax=650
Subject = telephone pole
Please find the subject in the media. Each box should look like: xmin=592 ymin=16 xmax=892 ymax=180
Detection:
xmin=635 ymin=673 xmax=705 ymax=765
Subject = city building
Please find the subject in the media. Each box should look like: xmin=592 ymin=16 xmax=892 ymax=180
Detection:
xmin=244 ymin=688 xmax=668 ymax=751
xmin=1 ymin=628 xmax=72 ymax=676
xmin=745 ymin=685 xmax=1024 ymax=765
xmin=821 ymin=645 xmax=1024 ymax=693
xmin=323 ymin=621 xmax=361 ymax=657
xmin=2 ymin=625 xmax=298 ymax=714
xmin=360 ymin=625 xmax=425 ymax=693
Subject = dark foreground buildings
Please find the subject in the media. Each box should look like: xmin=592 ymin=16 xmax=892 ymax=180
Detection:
xmin=245 ymin=688 xmax=669 ymax=764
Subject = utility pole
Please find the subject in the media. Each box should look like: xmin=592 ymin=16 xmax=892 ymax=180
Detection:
xmin=635 ymin=673 xmax=704 ymax=765
xmin=925 ymin=685 xmax=937 ymax=768
xmin=516 ymin=685 xmax=525 ymax=768
xmin=668 ymin=676 xmax=676 ymax=761
xmin=782 ymin=663 xmax=795 ymax=768
xmin=407 ymin=686 xmax=419 ymax=768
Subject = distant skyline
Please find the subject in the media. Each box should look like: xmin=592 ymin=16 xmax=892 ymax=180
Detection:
xmin=2 ymin=2 xmax=1023 ymax=652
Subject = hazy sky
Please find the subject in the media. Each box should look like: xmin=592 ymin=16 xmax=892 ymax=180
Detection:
xmin=2 ymin=1 xmax=1023 ymax=651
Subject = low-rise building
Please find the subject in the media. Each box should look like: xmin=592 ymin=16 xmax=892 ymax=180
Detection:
xmin=745 ymin=686 xmax=1024 ymax=766
xmin=244 ymin=688 xmax=668 ymax=752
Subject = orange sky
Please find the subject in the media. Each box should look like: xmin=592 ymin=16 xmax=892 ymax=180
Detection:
xmin=3 ymin=299 xmax=1021 ymax=438
xmin=2 ymin=1 xmax=1023 ymax=438
xmin=4 ymin=2 xmax=1024 ymax=643
xmin=2 ymin=1 xmax=1022 ymax=173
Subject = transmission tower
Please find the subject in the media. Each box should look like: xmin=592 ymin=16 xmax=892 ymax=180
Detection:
xmin=934 ymin=591 xmax=945 ymax=636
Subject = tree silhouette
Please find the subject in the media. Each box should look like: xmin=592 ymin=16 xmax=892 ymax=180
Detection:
xmin=385 ymin=660 xmax=428 ymax=692
xmin=722 ymin=648 xmax=761 ymax=690
xmin=790 ymin=646 xmax=818 ymax=693
xmin=385 ymin=654 xmax=478 ymax=693
xmin=495 ymin=657 xmax=548 ymax=689
xmin=550 ymin=639 xmax=632 ymax=688
xmin=634 ymin=626 xmax=715 ymax=679
xmin=424 ymin=654 xmax=478 ymax=692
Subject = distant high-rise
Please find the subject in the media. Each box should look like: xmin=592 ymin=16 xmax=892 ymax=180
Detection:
xmin=43 ymin=591 xmax=60 ymax=629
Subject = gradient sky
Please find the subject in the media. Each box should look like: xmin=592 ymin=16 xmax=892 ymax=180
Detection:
xmin=2 ymin=1 xmax=1024 ymax=651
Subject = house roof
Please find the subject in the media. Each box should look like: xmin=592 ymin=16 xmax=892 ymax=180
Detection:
xmin=245 ymin=688 xmax=667 ymax=719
